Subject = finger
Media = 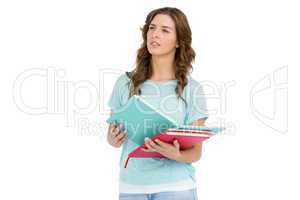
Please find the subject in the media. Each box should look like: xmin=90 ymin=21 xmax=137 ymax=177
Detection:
xmin=116 ymin=134 xmax=127 ymax=146
xmin=141 ymin=148 xmax=153 ymax=152
xmin=109 ymin=123 xmax=117 ymax=132
xmin=142 ymin=146 xmax=155 ymax=152
xmin=154 ymin=139 xmax=167 ymax=148
xmin=109 ymin=123 xmax=117 ymax=133
xmin=173 ymin=140 xmax=180 ymax=149
xmin=144 ymin=138 xmax=156 ymax=152
xmin=115 ymin=123 xmax=122 ymax=132
xmin=145 ymin=138 xmax=156 ymax=148
xmin=113 ymin=136 xmax=127 ymax=146
xmin=110 ymin=131 xmax=121 ymax=144
xmin=147 ymin=138 xmax=157 ymax=148
xmin=146 ymin=138 xmax=164 ymax=152
xmin=112 ymin=126 xmax=121 ymax=137
xmin=115 ymin=132 xmax=127 ymax=141
xmin=110 ymin=131 xmax=118 ymax=140
xmin=108 ymin=127 xmax=117 ymax=141
xmin=144 ymin=139 xmax=153 ymax=149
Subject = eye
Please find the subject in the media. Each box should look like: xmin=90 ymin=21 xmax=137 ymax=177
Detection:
xmin=149 ymin=26 xmax=155 ymax=30
xmin=162 ymin=29 xmax=169 ymax=33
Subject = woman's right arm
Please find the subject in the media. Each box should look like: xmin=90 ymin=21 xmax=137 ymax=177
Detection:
xmin=106 ymin=110 xmax=128 ymax=148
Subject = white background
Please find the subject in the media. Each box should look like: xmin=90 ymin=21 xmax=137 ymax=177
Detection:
xmin=0 ymin=0 xmax=299 ymax=199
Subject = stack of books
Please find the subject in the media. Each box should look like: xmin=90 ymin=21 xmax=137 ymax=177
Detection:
xmin=106 ymin=95 xmax=224 ymax=168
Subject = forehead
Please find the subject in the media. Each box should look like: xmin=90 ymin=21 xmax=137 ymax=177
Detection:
xmin=150 ymin=14 xmax=175 ymax=29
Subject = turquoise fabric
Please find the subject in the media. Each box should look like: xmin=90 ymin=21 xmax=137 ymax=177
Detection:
xmin=107 ymin=74 xmax=209 ymax=185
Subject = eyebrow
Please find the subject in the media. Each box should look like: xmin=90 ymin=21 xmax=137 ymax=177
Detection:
xmin=149 ymin=23 xmax=173 ymax=30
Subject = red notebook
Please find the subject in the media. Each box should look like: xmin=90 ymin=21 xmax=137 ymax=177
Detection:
xmin=124 ymin=129 xmax=213 ymax=168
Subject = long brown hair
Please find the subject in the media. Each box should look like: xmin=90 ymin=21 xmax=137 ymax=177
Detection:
xmin=128 ymin=7 xmax=195 ymax=104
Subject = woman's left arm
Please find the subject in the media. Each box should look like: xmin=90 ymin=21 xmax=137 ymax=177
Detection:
xmin=176 ymin=118 xmax=205 ymax=163
xmin=143 ymin=118 xmax=206 ymax=163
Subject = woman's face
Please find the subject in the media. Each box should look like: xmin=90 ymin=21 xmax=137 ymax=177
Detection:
xmin=146 ymin=14 xmax=178 ymax=56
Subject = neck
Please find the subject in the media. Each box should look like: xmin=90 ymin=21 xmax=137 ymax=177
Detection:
xmin=150 ymin=54 xmax=176 ymax=81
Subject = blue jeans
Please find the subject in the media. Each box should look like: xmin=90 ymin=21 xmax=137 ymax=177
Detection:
xmin=119 ymin=188 xmax=198 ymax=200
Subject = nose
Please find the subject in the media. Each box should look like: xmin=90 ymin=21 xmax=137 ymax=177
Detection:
xmin=150 ymin=28 xmax=160 ymax=39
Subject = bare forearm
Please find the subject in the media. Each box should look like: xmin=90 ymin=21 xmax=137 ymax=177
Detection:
xmin=175 ymin=144 xmax=202 ymax=163
xmin=144 ymin=118 xmax=206 ymax=163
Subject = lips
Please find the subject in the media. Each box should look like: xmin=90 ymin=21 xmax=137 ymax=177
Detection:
xmin=150 ymin=41 xmax=160 ymax=47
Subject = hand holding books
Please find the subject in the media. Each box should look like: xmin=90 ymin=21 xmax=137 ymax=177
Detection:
xmin=142 ymin=137 xmax=181 ymax=161
xmin=123 ymin=127 xmax=219 ymax=168
xmin=107 ymin=122 xmax=128 ymax=148
xmin=106 ymin=95 xmax=225 ymax=168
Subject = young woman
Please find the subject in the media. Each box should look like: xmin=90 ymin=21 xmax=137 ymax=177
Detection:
xmin=107 ymin=7 xmax=209 ymax=200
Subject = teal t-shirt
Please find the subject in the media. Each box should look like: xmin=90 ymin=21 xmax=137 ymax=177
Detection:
xmin=107 ymin=74 xmax=209 ymax=186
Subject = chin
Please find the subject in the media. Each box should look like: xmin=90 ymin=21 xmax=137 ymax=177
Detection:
xmin=149 ymin=51 xmax=164 ymax=56
xmin=148 ymin=48 xmax=168 ymax=56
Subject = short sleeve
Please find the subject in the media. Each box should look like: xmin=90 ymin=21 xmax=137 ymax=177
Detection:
xmin=184 ymin=79 xmax=209 ymax=125
xmin=107 ymin=74 xmax=130 ymax=112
